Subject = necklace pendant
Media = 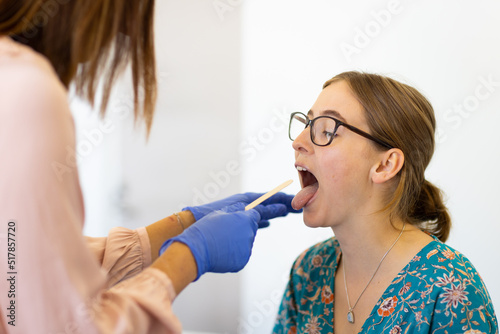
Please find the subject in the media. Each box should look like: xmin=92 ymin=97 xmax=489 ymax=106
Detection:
xmin=347 ymin=310 xmax=355 ymax=324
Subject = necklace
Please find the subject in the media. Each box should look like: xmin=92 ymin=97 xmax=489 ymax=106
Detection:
xmin=342 ymin=223 xmax=406 ymax=324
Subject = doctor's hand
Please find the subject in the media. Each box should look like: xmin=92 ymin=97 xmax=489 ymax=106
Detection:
xmin=159 ymin=202 xmax=288 ymax=281
xmin=183 ymin=192 xmax=300 ymax=221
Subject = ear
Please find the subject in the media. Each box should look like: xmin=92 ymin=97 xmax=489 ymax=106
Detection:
xmin=371 ymin=149 xmax=404 ymax=184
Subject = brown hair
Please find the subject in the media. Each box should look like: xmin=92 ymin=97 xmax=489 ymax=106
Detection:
xmin=0 ymin=0 xmax=157 ymax=133
xmin=323 ymin=71 xmax=451 ymax=241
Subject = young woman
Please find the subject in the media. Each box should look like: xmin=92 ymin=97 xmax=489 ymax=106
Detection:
xmin=0 ymin=1 xmax=298 ymax=333
xmin=273 ymin=71 xmax=498 ymax=334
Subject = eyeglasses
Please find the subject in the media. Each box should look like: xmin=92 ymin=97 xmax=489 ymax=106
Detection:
xmin=288 ymin=112 xmax=393 ymax=149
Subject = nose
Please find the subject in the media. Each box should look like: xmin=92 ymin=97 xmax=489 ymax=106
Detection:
xmin=292 ymin=126 xmax=313 ymax=154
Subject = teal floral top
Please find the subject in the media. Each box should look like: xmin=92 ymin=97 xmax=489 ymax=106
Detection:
xmin=273 ymin=237 xmax=498 ymax=334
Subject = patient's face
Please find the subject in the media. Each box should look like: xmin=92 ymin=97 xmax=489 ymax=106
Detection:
xmin=292 ymin=80 xmax=382 ymax=228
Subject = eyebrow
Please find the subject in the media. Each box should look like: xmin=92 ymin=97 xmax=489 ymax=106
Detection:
xmin=307 ymin=109 xmax=347 ymax=122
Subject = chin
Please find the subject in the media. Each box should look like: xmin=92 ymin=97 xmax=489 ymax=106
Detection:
xmin=302 ymin=209 xmax=325 ymax=228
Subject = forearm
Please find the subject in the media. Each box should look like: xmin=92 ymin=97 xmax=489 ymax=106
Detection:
xmin=145 ymin=210 xmax=196 ymax=261
xmin=151 ymin=241 xmax=197 ymax=295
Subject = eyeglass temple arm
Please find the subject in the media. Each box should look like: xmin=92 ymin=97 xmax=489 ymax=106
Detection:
xmin=342 ymin=124 xmax=393 ymax=149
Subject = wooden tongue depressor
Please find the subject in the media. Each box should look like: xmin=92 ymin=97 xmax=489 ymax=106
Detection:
xmin=245 ymin=179 xmax=293 ymax=211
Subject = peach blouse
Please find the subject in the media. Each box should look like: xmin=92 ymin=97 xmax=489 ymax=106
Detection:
xmin=0 ymin=36 xmax=182 ymax=333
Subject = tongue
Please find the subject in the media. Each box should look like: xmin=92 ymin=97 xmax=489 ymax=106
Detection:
xmin=292 ymin=182 xmax=319 ymax=210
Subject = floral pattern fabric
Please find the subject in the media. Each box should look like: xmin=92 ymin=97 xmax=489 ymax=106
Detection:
xmin=273 ymin=237 xmax=498 ymax=334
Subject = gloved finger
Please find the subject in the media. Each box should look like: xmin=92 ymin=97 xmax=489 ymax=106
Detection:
xmin=253 ymin=203 xmax=289 ymax=220
xmin=258 ymin=220 xmax=270 ymax=229
xmin=214 ymin=203 xmax=261 ymax=233
xmin=259 ymin=192 xmax=303 ymax=213
xmin=243 ymin=192 xmax=300 ymax=213
xmin=182 ymin=194 xmax=262 ymax=221
xmin=217 ymin=202 xmax=246 ymax=213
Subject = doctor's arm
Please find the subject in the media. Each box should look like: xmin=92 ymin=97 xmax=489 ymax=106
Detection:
xmin=146 ymin=191 xmax=298 ymax=262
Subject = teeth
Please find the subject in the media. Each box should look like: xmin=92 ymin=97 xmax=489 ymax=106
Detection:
xmin=296 ymin=166 xmax=308 ymax=172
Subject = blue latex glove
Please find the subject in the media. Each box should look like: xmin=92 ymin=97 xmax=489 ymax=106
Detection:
xmin=184 ymin=192 xmax=301 ymax=221
xmin=159 ymin=202 xmax=289 ymax=280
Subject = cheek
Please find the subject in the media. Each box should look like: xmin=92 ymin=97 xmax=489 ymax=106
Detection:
xmin=319 ymin=149 xmax=371 ymax=196
xmin=317 ymin=155 xmax=349 ymax=201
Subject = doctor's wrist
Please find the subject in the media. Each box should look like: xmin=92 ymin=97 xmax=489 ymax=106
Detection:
xmin=152 ymin=241 xmax=197 ymax=295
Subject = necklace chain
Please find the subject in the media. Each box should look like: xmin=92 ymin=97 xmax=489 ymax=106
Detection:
xmin=342 ymin=223 xmax=406 ymax=324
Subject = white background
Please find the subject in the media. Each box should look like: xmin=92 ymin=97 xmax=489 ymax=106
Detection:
xmin=73 ymin=0 xmax=500 ymax=333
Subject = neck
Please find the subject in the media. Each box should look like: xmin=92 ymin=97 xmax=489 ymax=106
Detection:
xmin=332 ymin=213 xmax=407 ymax=277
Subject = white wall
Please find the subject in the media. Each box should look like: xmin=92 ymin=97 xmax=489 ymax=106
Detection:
xmin=74 ymin=0 xmax=500 ymax=333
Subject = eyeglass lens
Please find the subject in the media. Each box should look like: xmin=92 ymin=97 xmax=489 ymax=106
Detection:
xmin=289 ymin=113 xmax=338 ymax=146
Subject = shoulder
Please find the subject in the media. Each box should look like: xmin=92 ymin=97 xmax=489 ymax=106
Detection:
xmin=291 ymin=237 xmax=340 ymax=274
xmin=421 ymin=239 xmax=483 ymax=282
xmin=0 ymin=36 xmax=68 ymax=118
xmin=412 ymin=240 xmax=497 ymax=322
xmin=424 ymin=240 xmax=499 ymax=333
xmin=382 ymin=240 xmax=498 ymax=334
xmin=0 ymin=37 xmax=76 ymax=180
xmin=0 ymin=36 xmax=57 ymax=76
xmin=0 ymin=36 xmax=73 ymax=147
xmin=411 ymin=239 xmax=487 ymax=291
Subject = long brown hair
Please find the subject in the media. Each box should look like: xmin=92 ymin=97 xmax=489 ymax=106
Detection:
xmin=324 ymin=71 xmax=451 ymax=241
xmin=0 ymin=0 xmax=157 ymax=133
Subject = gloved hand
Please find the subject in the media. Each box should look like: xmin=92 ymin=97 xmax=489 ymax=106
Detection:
xmin=159 ymin=202 xmax=289 ymax=280
xmin=184 ymin=192 xmax=300 ymax=221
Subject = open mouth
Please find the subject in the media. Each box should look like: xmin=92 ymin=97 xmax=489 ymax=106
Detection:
xmin=292 ymin=166 xmax=319 ymax=210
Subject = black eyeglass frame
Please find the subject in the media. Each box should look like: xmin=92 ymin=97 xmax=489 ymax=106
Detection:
xmin=288 ymin=112 xmax=394 ymax=149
